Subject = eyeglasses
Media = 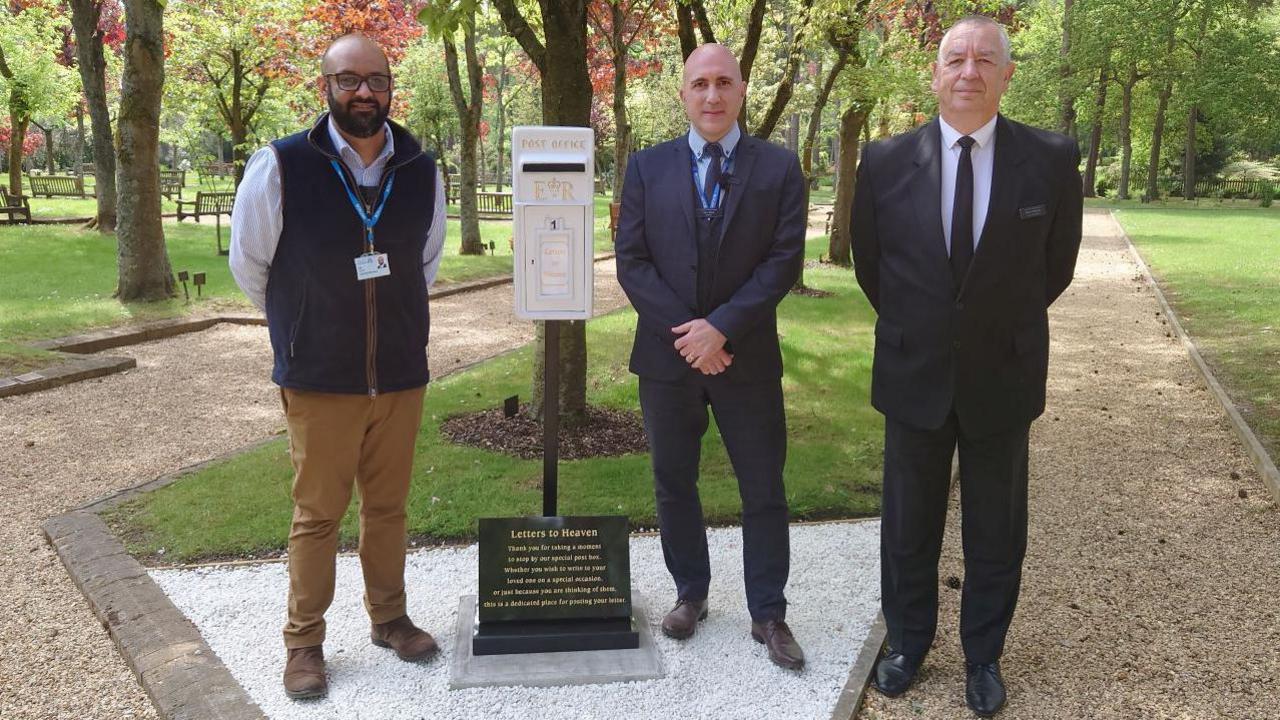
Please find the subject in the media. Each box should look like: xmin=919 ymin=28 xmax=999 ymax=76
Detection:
xmin=325 ymin=72 xmax=392 ymax=92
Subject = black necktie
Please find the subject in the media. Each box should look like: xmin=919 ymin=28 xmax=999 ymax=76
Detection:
xmin=950 ymin=135 xmax=976 ymax=291
xmin=703 ymin=142 xmax=724 ymax=207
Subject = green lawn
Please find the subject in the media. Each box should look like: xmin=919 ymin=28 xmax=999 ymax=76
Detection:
xmin=0 ymin=216 xmax=564 ymax=375
xmin=105 ymin=240 xmax=882 ymax=564
xmin=1103 ymin=199 xmax=1280 ymax=463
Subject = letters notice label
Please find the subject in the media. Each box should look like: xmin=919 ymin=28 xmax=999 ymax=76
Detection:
xmin=477 ymin=516 xmax=632 ymax=623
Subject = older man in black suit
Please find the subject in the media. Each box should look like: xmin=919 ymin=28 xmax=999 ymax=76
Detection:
xmin=850 ymin=16 xmax=1083 ymax=717
xmin=614 ymin=43 xmax=807 ymax=670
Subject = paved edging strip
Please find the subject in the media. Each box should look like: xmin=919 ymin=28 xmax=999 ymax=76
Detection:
xmin=0 ymin=355 xmax=136 ymax=398
xmin=42 ymin=511 xmax=266 ymax=720
xmin=1117 ymin=211 xmax=1280 ymax=504
xmin=830 ymin=611 xmax=887 ymax=720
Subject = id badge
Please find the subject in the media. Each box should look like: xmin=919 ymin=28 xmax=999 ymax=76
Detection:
xmin=354 ymin=252 xmax=391 ymax=281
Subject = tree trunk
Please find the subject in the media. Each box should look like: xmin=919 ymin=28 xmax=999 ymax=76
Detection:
xmin=495 ymin=63 xmax=507 ymax=192
xmin=443 ymin=18 xmax=485 ymax=256
xmin=1182 ymin=9 xmax=1209 ymax=202
xmin=116 ymin=0 xmax=175 ymax=301
xmin=801 ymin=46 xmax=850 ymax=184
xmin=68 ymin=0 xmax=118 ymax=231
xmin=1144 ymin=76 xmax=1173 ymax=203
xmin=675 ymin=2 xmax=696 ymax=60
xmin=753 ymin=6 xmax=815 ymax=140
xmin=827 ymin=105 xmax=866 ymax=267
xmin=0 ymin=46 xmax=26 ymax=197
xmin=691 ymin=0 xmax=716 ymax=44
xmin=1118 ymin=64 xmax=1137 ymax=200
xmin=610 ymin=0 xmax=629 ymax=203
xmin=736 ymin=0 xmax=768 ymax=129
xmin=1057 ymin=0 xmax=1076 ymax=137
xmin=5 ymin=112 xmax=26 ymax=197
xmin=495 ymin=0 xmax=592 ymax=428
xmin=1083 ymin=64 xmax=1108 ymax=198
xmin=74 ymin=103 xmax=86 ymax=178
xmin=37 ymin=123 xmax=55 ymax=173
xmin=1143 ymin=26 xmax=1179 ymax=204
xmin=1183 ymin=104 xmax=1197 ymax=200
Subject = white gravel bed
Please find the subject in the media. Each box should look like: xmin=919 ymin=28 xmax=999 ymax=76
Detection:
xmin=152 ymin=520 xmax=880 ymax=720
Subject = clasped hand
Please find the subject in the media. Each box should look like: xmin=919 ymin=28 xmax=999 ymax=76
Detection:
xmin=672 ymin=319 xmax=732 ymax=375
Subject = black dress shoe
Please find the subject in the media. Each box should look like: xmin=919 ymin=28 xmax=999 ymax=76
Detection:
xmin=872 ymin=649 xmax=924 ymax=697
xmin=965 ymin=661 xmax=1007 ymax=717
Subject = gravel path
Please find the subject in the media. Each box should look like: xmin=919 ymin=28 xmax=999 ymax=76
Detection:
xmin=0 ymin=261 xmax=628 ymax=720
xmin=858 ymin=210 xmax=1280 ymax=720
xmin=152 ymin=522 xmax=881 ymax=720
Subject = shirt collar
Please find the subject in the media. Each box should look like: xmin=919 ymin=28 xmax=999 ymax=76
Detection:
xmin=327 ymin=115 xmax=394 ymax=169
xmin=687 ymin=122 xmax=742 ymax=159
xmin=939 ymin=114 xmax=998 ymax=150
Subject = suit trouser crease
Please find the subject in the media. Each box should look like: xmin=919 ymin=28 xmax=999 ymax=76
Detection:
xmin=880 ymin=414 xmax=1029 ymax=664
xmin=639 ymin=376 xmax=790 ymax=623
xmin=281 ymin=386 xmax=426 ymax=649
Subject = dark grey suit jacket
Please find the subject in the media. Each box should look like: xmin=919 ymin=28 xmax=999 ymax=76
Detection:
xmin=615 ymin=134 xmax=806 ymax=383
xmin=850 ymin=115 xmax=1083 ymax=437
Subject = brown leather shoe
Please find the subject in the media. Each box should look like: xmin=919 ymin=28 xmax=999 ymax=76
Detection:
xmin=751 ymin=619 xmax=805 ymax=670
xmin=661 ymin=599 xmax=708 ymax=639
xmin=283 ymin=645 xmax=327 ymax=700
xmin=370 ymin=615 xmax=439 ymax=662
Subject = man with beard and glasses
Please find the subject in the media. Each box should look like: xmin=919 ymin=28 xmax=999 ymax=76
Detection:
xmin=230 ymin=32 xmax=446 ymax=700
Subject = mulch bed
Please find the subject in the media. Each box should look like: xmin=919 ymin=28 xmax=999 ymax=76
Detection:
xmin=440 ymin=404 xmax=649 ymax=460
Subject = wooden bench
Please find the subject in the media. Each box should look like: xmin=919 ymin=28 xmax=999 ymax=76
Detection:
xmin=176 ymin=191 xmax=236 ymax=255
xmin=159 ymin=169 xmax=186 ymax=200
xmin=27 ymin=174 xmax=89 ymax=198
xmin=446 ymin=189 xmax=513 ymax=219
xmin=1 ymin=185 xmax=31 ymax=224
xmin=198 ymin=163 xmax=235 ymax=190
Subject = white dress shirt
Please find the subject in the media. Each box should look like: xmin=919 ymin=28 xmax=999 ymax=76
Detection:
xmin=229 ymin=117 xmax=447 ymax=311
xmin=939 ymin=114 xmax=997 ymax=256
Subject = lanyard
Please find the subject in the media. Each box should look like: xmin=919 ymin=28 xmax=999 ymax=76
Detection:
xmin=330 ymin=159 xmax=395 ymax=252
xmin=689 ymin=149 xmax=733 ymax=211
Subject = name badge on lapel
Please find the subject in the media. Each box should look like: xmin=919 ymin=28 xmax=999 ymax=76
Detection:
xmin=1018 ymin=204 xmax=1048 ymax=220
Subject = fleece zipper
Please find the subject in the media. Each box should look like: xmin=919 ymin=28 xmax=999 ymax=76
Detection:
xmin=306 ymin=119 xmax=424 ymax=397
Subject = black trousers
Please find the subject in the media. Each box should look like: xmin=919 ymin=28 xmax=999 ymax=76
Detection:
xmin=638 ymin=375 xmax=790 ymax=622
xmin=880 ymin=413 xmax=1030 ymax=664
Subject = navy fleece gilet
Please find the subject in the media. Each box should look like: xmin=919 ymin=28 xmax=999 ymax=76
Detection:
xmin=265 ymin=115 xmax=437 ymax=394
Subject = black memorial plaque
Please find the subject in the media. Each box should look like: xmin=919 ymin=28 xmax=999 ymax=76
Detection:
xmin=474 ymin=515 xmax=638 ymax=654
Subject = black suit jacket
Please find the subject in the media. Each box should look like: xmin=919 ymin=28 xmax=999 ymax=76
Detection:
xmin=850 ymin=115 xmax=1083 ymax=437
xmin=615 ymin=134 xmax=806 ymax=383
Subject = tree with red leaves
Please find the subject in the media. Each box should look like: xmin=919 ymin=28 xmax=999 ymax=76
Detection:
xmin=586 ymin=0 xmax=669 ymax=200
xmin=299 ymin=0 xmax=425 ymax=65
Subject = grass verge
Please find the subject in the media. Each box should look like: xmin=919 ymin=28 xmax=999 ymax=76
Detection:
xmin=0 ymin=218 xmax=548 ymax=376
xmin=105 ymin=247 xmax=882 ymax=564
xmin=1105 ymin=199 xmax=1280 ymax=464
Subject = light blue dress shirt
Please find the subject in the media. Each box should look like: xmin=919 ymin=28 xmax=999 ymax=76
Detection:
xmin=686 ymin=123 xmax=741 ymax=208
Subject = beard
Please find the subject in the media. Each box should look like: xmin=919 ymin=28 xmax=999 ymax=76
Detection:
xmin=327 ymin=89 xmax=391 ymax=139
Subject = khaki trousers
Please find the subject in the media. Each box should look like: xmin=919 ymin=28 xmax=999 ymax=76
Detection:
xmin=279 ymin=386 xmax=425 ymax=649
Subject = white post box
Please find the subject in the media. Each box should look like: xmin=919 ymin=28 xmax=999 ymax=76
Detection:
xmin=511 ymin=126 xmax=595 ymax=320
